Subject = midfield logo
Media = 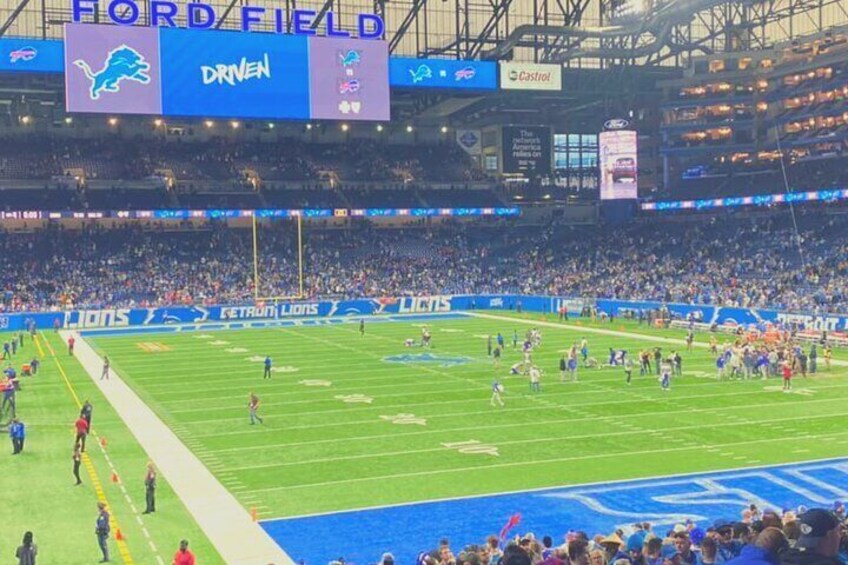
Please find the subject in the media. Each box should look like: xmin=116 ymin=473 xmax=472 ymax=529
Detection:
xmin=201 ymin=53 xmax=271 ymax=86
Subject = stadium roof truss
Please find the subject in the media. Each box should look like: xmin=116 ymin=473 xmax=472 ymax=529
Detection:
xmin=1 ymin=0 xmax=847 ymax=68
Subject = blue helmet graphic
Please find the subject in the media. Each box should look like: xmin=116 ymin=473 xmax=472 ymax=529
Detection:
xmin=73 ymin=44 xmax=151 ymax=100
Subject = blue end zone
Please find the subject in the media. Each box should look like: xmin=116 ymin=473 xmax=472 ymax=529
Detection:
xmin=261 ymin=458 xmax=848 ymax=563
xmin=80 ymin=312 xmax=469 ymax=337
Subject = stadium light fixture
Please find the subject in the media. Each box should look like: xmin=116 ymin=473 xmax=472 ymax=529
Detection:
xmin=204 ymin=120 xmax=214 ymax=129
xmin=268 ymin=123 xmax=275 ymax=129
xmin=376 ymin=124 xmax=383 ymax=132
xmin=341 ymin=123 xmax=349 ymax=132
xmin=406 ymin=125 xmax=414 ymax=133
xmin=108 ymin=117 xmax=118 ymax=127
xmin=440 ymin=126 xmax=449 ymax=134
xmin=153 ymin=118 xmax=163 ymax=127
xmin=20 ymin=116 xmax=31 ymax=125
xmin=230 ymin=121 xmax=240 ymax=129
xmin=305 ymin=123 xmax=313 ymax=130
xmin=64 ymin=117 xmax=73 ymax=125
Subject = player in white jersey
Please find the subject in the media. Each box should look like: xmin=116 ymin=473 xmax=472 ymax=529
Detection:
xmin=529 ymin=366 xmax=541 ymax=393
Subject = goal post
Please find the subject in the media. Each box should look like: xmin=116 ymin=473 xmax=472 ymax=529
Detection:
xmin=251 ymin=213 xmax=305 ymax=303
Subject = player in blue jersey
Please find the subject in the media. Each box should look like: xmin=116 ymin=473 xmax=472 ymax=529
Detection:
xmin=263 ymin=356 xmax=272 ymax=379
xmin=497 ymin=332 xmax=504 ymax=350
xmin=490 ymin=379 xmax=504 ymax=407
xmin=580 ymin=338 xmax=589 ymax=364
xmin=716 ymin=352 xmax=727 ymax=380
xmin=660 ymin=360 xmax=672 ymax=391
xmin=567 ymin=355 xmax=578 ymax=382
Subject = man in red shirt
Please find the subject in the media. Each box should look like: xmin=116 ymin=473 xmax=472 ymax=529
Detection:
xmin=173 ymin=539 xmax=196 ymax=565
xmin=74 ymin=415 xmax=89 ymax=452
xmin=782 ymin=361 xmax=793 ymax=392
xmin=68 ymin=336 xmax=75 ymax=356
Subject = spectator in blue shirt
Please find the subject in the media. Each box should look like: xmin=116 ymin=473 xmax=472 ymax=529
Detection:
xmin=9 ymin=417 xmax=25 ymax=454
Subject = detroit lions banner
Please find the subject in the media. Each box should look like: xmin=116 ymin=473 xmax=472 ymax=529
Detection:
xmin=64 ymin=24 xmax=162 ymax=115
xmin=159 ymin=29 xmax=310 ymax=119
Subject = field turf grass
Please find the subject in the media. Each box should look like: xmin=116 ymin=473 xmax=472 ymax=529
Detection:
xmin=83 ymin=311 xmax=848 ymax=528
xmin=2 ymin=331 xmax=220 ymax=565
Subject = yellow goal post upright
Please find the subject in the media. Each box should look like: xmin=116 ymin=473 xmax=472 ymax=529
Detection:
xmin=251 ymin=211 xmax=305 ymax=305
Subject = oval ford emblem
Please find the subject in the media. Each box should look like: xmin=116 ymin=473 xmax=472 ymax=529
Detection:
xmin=604 ymin=119 xmax=630 ymax=130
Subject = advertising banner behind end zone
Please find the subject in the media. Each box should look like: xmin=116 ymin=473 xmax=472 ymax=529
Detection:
xmin=160 ymin=29 xmax=310 ymax=119
xmin=64 ymin=24 xmax=162 ymax=115
xmin=1 ymin=294 xmax=846 ymax=332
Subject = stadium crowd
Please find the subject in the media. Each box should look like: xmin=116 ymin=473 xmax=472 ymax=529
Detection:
xmin=0 ymin=137 xmax=486 ymax=184
xmin=0 ymin=209 xmax=845 ymax=314
xmin=398 ymin=505 xmax=847 ymax=565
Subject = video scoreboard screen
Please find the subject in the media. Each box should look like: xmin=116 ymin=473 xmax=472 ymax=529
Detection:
xmin=64 ymin=24 xmax=390 ymax=121
xmin=599 ymin=130 xmax=638 ymax=200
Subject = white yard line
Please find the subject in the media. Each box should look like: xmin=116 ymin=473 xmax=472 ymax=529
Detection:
xmin=248 ymin=429 xmax=848 ymax=494
xmin=64 ymin=330 xmax=293 ymax=565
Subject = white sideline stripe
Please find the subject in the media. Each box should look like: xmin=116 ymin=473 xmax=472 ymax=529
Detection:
xmin=248 ymin=430 xmax=848 ymax=495
xmin=63 ymin=331 xmax=293 ymax=565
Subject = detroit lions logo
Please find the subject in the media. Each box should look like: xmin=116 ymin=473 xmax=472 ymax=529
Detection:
xmin=73 ymin=45 xmax=151 ymax=100
xmin=383 ymin=353 xmax=471 ymax=367
xmin=409 ymin=64 xmax=433 ymax=83
xmin=339 ymin=50 xmax=361 ymax=67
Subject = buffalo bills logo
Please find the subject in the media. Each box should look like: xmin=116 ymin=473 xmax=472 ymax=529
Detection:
xmin=454 ymin=66 xmax=476 ymax=81
xmin=9 ymin=47 xmax=37 ymax=63
xmin=339 ymin=79 xmax=361 ymax=94
xmin=73 ymin=45 xmax=151 ymax=100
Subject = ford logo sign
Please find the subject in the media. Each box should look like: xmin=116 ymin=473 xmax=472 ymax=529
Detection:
xmin=604 ymin=119 xmax=630 ymax=130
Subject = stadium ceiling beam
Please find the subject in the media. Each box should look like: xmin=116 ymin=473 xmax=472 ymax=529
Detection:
xmin=466 ymin=0 xmax=516 ymax=59
xmin=310 ymin=0 xmax=336 ymax=30
xmin=0 ymin=0 xmax=32 ymax=38
xmin=389 ymin=0 xmax=428 ymax=53
xmin=215 ymin=0 xmax=241 ymax=29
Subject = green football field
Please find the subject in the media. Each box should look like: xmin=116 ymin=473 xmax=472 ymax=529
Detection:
xmin=81 ymin=311 xmax=848 ymax=522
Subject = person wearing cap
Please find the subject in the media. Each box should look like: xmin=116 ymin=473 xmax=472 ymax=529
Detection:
xmin=780 ymin=509 xmax=842 ymax=565
xmin=379 ymin=553 xmax=395 ymax=565
xmin=724 ymin=527 xmax=788 ymax=565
